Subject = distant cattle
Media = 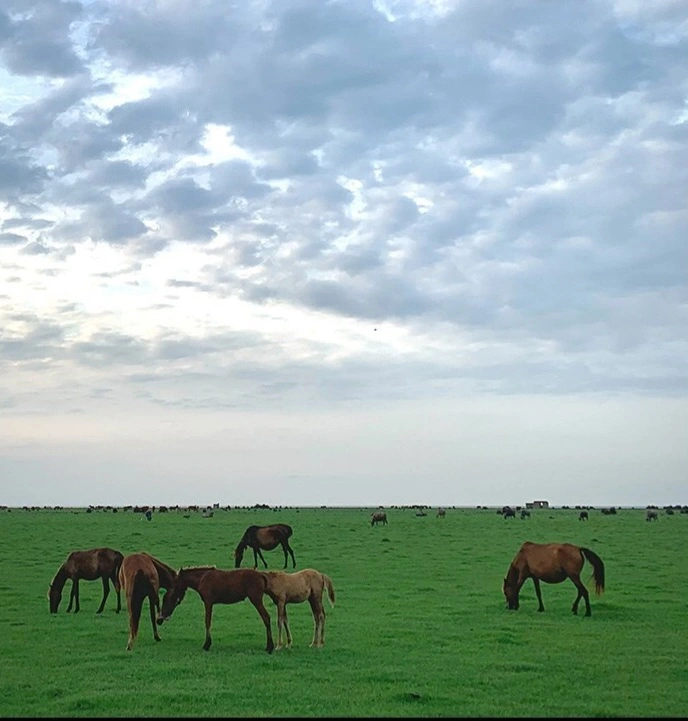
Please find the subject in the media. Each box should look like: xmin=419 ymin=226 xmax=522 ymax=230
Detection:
xmin=502 ymin=507 xmax=516 ymax=519
xmin=437 ymin=507 xmax=446 ymax=519
xmin=520 ymin=509 xmax=531 ymax=520
xmin=579 ymin=511 xmax=589 ymax=521
xmin=646 ymin=510 xmax=658 ymax=522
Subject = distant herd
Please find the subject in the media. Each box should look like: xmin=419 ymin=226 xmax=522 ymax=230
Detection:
xmin=43 ymin=504 xmax=684 ymax=653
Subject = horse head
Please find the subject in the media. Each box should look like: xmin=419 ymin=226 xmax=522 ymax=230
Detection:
xmin=157 ymin=576 xmax=186 ymax=625
xmin=48 ymin=584 xmax=62 ymax=613
xmin=233 ymin=546 xmax=245 ymax=568
xmin=502 ymin=577 xmax=519 ymax=610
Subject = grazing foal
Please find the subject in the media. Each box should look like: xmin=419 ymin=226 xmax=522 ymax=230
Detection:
xmin=503 ymin=541 xmax=605 ymax=617
xmin=263 ymin=569 xmax=336 ymax=649
xmin=233 ymin=524 xmax=296 ymax=569
xmin=118 ymin=553 xmax=177 ymax=651
xmin=48 ymin=547 xmax=123 ymax=614
xmin=157 ymin=566 xmax=275 ymax=653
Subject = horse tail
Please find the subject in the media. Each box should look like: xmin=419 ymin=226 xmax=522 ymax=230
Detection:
xmin=322 ymin=574 xmax=335 ymax=607
xmin=581 ymin=547 xmax=605 ymax=595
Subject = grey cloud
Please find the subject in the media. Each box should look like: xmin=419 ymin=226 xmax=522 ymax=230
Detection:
xmin=0 ymin=232 xmax=26 ymax=245
xmin=1 ymin=0 xmax=84 ymax=77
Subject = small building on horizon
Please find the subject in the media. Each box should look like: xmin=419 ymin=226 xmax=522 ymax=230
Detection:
xmin=525 ymin=500 xmax=549 ymax=509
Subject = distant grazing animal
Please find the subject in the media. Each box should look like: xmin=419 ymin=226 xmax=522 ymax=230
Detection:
xmin=579 ymin=511 xmax=589 ymax=521
xmin=437 ymin=507 xmax=446 ymax=519
xmin=263 ymin=569 xmax=335 ymax=649
xmin=520 ymin=509 xmax=531 ymax=520
xmin=503 ymin=541 xmax=605 ymax=617
xmin=157 ymin=566 xmax=274 ymax=653
xmin=646 ymin=510 xmax=658 ymax=522
xmin=118 ymin=553 xmax=177 ymax=651
xmin=233 ymin=524 xmax=296 ymax=569
xmin=371 ymin=511 xmax=388 ymax=526
xmin=502 ymin=507 xmax=516 ymax=519
xmin=48 ymin=547 xmax=124 ymax=614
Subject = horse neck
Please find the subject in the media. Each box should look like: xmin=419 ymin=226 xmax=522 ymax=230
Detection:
xmin=180 ymin=567 xmax=212 ymax=590
xmin=50 ymin=564 xmax=69 ymax=591
xmin=505 ymin=562 xmax=520 ymax=587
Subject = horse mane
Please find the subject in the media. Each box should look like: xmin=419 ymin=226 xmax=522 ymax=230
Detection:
xmin=50 ymin=563 xmax=69 ymax=592
xmin=236 ymin=526 xmax=259 ymax=552
xmin=180 ymin=565 xmax=216 ymax=573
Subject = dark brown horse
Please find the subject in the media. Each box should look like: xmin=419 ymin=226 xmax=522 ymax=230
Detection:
xmin=48 ymin=547 xmax=124 ymax=614
xmin=157 ymin=566 xmax=275 ymax=653
xmin=233 ymin=524 xmax=296 ymax=569
xmin=579 ymin=510 xmax=589 ymax=521
xmin=371 ymin=511 xmax=387 ymax=526
xmin=263 ymin=569 xmax=336 ymax=649
xmin=118 ymin=552 xmax=177 ymax=651
xmin=503 ymin=541 xmax=605 ymax=617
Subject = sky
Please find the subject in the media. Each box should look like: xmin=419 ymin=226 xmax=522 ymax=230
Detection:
xmin=1 ymin=0 xmax=687 ymax=508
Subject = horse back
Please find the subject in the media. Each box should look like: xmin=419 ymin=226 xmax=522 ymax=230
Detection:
xmin=518 ymin=542 xmax=583 ymax=580
xmin=119 ymin=553 xmax=160 ymax=594
xmin=199 ymin=569 xmax=267 ymax=603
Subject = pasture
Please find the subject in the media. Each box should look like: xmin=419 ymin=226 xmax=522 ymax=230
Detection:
xmin=0 ymin=506 xmax=686 ymax=717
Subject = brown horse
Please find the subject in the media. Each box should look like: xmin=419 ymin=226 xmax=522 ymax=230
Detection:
xmin=48 ymin=547 xmax=124 ymax=614
xmin=233 ymin=524 xmax=296 ymax=569
xmin=371 ymin=511 xmax=387 ymax=526
xmin=503 ymin=541 xmax=605 ymax=617
xmin=263 ymin=569 xmax=336 ymax=649
xmin=157 ymin=566 xmax=275 ymax=653
xmin=118 ymin=552 xmax=177 ymax=651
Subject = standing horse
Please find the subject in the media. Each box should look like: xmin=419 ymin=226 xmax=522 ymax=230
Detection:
xmin=579 ymin=511 xmax=589 ymax=521
xmin=233 ymin=524 xmax=296 ymax=569
xmin=503 ymin=541 xmax=605 ymax=617
xmin=48 ymin=547 xmax=123 ymax=614
xmin=157 ymin=566 xmax=275 ymax=653
xmin=118 ymin=552 xmax=177 ymax=651
xmin=646 ymin=510 xmax=658 ymax=522
xmin=263 ymin=569 xmax=336 ymax=649
xmin=371 ymin=511 xmax=387 ymax=526
xmin=437 ymin=507 xmax=446 ymax=519
xmin=502 ymin=507 xmax=516 ymax=519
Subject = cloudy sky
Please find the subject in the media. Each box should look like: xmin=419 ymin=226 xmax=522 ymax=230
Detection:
xmin=1 ymin=0 xmax=686 ymax=508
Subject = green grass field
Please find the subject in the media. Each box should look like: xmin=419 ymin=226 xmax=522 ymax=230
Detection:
xmin=0 ymin=506 xmax=686 ymax=717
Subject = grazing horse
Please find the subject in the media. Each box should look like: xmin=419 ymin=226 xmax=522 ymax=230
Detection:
xmin=646 ymin=510 xmax=658 ymax=522
xmin=579 ymin=511 xmax=589 ymax=521
xmin=371 ymin=511 xmax=387 ymax=526
xmin=118 ymin=553 xmax=177 ymax=651
xmin=157 ymin=566 xmax=275 ymax=653
xmin=437 ymin=507 xmax=446 ymax=519
xmin=48 ymin=547 xmax=124 ymax=614
xmin=263 ymin=569 xmax=336 ymax=649
xmin=233 ymin=524 xmax=296 ymax=569
xmin=503 ymin=541 xmax=605 ymax=617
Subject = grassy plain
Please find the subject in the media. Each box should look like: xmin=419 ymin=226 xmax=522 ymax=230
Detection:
xmin=0 ymin=506 xmax=686 ymax=717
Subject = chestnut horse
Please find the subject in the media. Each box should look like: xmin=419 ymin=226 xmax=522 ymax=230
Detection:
xmin=48 ymin=547 xmax=124 ymax=614
xmin=157 ymin=566 xmax=275 ymax=653
xmin=118 ymin=552 xmax=177 ymax=651
xmin=263 ymin=569 xmax=336 ymax=649
xmin=503 ymin=541 xmax=605 ymax=617
xmin=233 ymin=524 xmax=296 ymax=569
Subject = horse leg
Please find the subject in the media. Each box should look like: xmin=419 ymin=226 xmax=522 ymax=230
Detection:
xmin=67 ymin=580 xmax=76 ymax=612
xmin=203 ymin=601 xmax=214 ymax=651
xmin=570 ymin=575 xmax=591 ymax=616
xmin=256 ymin=548 xmax=268 ymax=568
xmin=149 ymin=592 xmax=161 ymax=642
xmin=250 ymin=597 xmax=275 ymax=653
xmin=275 ymin=601 xmax=284 ymax=649
xmin=288 ymin=544 xmax=296 ymax=569
xmin=113 ymin=576 xmax=122 ymax=614
xmin=72 ymin=580 xmax=81 ymax=613
xmin=281 ymin=542 xmax=288 ymax=569
xmin=532 ymin=578 xmax=545 ymax=612
xmin=96 ymin=577 xmax=109 ymax=614
xmin=126 ymin=588 xmax=144 ymax=651
xmin=309 ymin=596 xmax=325 ymax=647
